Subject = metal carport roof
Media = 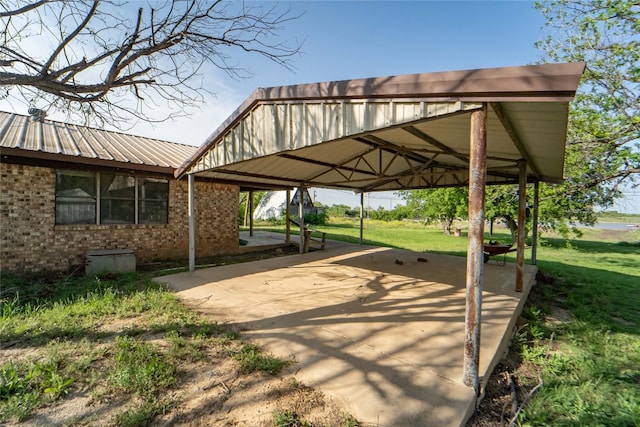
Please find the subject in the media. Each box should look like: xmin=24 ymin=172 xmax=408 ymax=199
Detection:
xmin=176 ymin=62 xmax=585 ymax=190
xmin=176 ymin=62 xmax=586 ymax=396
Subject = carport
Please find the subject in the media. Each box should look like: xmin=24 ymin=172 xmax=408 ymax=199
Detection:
xmin=175 ymin=62 xmax=585 ymax=394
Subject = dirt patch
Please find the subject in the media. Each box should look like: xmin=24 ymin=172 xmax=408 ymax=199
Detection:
xmin=137 ymin=245 xmax=301 ymax=274
xmin=20 ymin=349 xmax=349 ymax=427
xmin=466 ymin=356 xmax=541 ymax=427
xmin=467 ymin=275 xmax=572 ymax=427
xmin=5 ymin=247 xmax=355 ymax=427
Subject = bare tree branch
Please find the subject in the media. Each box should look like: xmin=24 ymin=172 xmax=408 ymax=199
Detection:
xmin=0 ymin=0 xmax=302 ymax=128
xmin=0 ymin=0 xmax=48 ymax=18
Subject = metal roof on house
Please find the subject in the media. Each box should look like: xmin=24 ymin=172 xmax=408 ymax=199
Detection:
xmin=176 ymin=62 xmax=585 ymax=191
xmin=0 ymin=111 xmax=196 ymax=174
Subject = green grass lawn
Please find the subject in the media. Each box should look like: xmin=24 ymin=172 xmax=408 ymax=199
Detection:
xmin=3 ymin=217 xmax=638 ymax=425
xmin=251 ymin=217 xmax=640 ymax=426
xmin=0 ymin=274 xmax=288 ymax=425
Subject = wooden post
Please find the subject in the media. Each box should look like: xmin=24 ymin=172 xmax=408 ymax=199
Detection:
xmin=463 ymin=105 xmax=487 ymax=394
xmin=188 ymin=174 xmax=195 ymax=272
xmin=516 ymin=160 xmax=527 ymax=292
xmin=243 ymin=193 xmax=249 ymax=227
xmin=285 ymin=189 xmax=291 ymax=243
xmin=360 ymin=192 xmax=364 ymax=244
xmin=531 ymin=181 xmax=539 ymax=265
xmin=249 ymin=190 xmax=254 ymax=237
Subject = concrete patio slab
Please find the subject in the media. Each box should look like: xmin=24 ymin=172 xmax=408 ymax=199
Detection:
xmin=155 ymin=243 xmax=536 ymax=427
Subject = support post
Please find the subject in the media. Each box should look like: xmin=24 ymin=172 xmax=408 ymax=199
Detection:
xmin=531 ymin=181 xmax=539 ymax=265
xmin=285 ymin=189 xmax=291 ymax=243
xmin=249 ymin=190 xmax=254 ymax=237
xmin=463 ymin=105 xmax=487 ymax=394
xmin=516 ymin=160 xmax=527 ymax=292
xmin=298 ymin=184 xmax=305 ymax=254
xmin=188 ymin=174 xmax=195 ymax=272
xmin=360 ymin=192 xmax=364 ymax=244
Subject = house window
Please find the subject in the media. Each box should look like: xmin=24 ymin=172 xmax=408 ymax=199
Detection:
xmin=55 ymin=170 xmax=169 ymax=225
xmin=55 ymin=171 xmax=97 ymax=225
xmin=100 ymin=174 xmax=135 ymax=224
xmin=138 ymin=178 xmax=169 ymax=224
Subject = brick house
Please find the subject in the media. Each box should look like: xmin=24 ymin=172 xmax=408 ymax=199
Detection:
xmin=0 ymin=111 xmax=239 ymax=273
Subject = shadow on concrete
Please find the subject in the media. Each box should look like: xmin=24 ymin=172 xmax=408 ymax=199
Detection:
xmin=156 ymin=244 xmax=535 ymax=426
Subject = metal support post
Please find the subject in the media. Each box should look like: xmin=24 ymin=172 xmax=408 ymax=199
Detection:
xmin=299 ymin=184 xmax=305 ymax=254
xmin=463 ymin=105 xmax=487 ymax=394
xmin=516 ymin=160 xmax=527 ymax=292
xmin=285 ymin=189 xmax=291 ymax=243
xmin=249 ymin=190 xmax=254 ymax=237
xmin=531 ymin=181 xmax=539 ymax=265
xmin=188 ymin=174 xmax=195 ymax=272
xmin=360 ymin=192 xmax=364 ymax=244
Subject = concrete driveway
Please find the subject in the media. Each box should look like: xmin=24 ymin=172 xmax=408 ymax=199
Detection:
xmin=155 ymin=243 xmax=536 ymax=426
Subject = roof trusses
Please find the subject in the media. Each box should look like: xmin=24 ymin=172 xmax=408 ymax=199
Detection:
xmin=178 ymin=63 xmax=586 ymax=192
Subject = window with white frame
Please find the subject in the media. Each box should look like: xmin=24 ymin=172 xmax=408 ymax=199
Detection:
xmin=55 ymin=170 xmax=169 ymax=225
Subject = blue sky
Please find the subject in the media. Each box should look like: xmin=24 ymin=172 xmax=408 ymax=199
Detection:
xmin=153 ymin=0 xmax=564 ymax=210
xmin=3 ymin=1 xmax=638 ymax=212
xmin=134 ymin=0 xmax=547 ymax=146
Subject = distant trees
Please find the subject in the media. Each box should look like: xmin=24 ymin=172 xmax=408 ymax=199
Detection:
xmin=325 ymin=204 xmax=358 ymax=219
xmin=398 ymin=188 xmax=468 ymax=234
xmin=533 ymin=0 xmax=638 ymax=235
xmin=0 ymin=0 xmax=300 ymax=128
xmin=352 ymin=2 xmax=638 ymax=241
xmin=239 ymin=191 xmax=265 ymax=226
xmin=473 ymin=1 xmax=640 ymax=240
xmin=487 ymin=0 xmax=640 ymax=239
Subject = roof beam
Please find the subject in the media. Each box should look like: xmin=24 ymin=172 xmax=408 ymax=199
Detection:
xmin=354 ymin=135 xmax=432 ymax=165
xmin=208 ymin=166 xmax=360 ymax=190
xmin=489 ymin=102 xmax=541 ymax=178
xmin=361 ymin=152 xmax=441 ymax=192
xmin=401 ymin=126 xmax=470 ymax=164
xmin=277 ymin=152 xmax=377 ymax=178
xmin=306 ymin=146 xmax=380 ymax=181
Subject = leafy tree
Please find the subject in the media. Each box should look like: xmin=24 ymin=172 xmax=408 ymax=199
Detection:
xmin=304 ymin=211 xmax=327 ymax=226
xmin=0 ymin=0 xmax=300 ymax=128
xmin=325 ymin=204 xmax=358 ymax=218
xmin=398 ymin=187 xmax=468 ymax=234
xmin=489 ymin=1 xmax=639 ymax=239
xmin=485 ymin=185 xmax=530 ymax=242
xmin=239 ymin=191 xmax=265 ymax=226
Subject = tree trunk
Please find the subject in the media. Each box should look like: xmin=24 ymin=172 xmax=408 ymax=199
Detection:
xmin=442 ymin=218 xmax=453 ymax=235
xmin=504 ymin=216 xmax=518 ymax=243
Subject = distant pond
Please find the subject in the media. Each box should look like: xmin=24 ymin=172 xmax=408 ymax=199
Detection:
xmin=583 ymin=222 xmax=640 ymax=230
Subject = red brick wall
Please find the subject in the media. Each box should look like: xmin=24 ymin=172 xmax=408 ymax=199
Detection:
xmin=1 ymin=163 xmax=239 ymax=273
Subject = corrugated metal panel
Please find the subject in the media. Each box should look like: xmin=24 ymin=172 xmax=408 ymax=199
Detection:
xmin=0 ymin=111 xmax=196 ymax=169
xmin=188 ymin=100 xmax=478 ymax=175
